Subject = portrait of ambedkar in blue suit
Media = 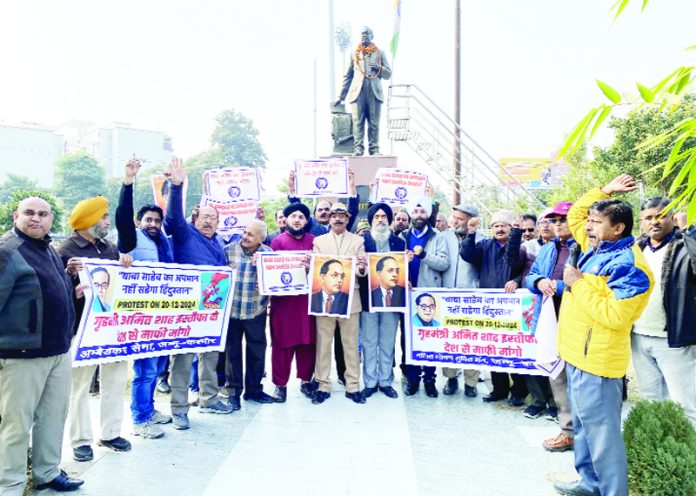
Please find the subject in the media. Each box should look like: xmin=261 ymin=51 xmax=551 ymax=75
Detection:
xmin=370 ymin=255 xmax=406 ymax=308
xmin=311 ymin=259 xmax=350 ymax=316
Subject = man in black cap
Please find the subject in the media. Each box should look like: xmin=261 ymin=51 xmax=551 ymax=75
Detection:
xmin=268 ymin=203 xmax=318 ymax=403
xmin=359 ymin=203 xmax=405 ymax=400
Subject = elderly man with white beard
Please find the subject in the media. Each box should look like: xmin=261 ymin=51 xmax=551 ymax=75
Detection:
xmin=440 ymin=204 xmax=483 ymax=398
xmin=358 ymin=203 xmax=406 ymax=400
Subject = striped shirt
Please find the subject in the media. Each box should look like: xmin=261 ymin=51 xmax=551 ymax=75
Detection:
xmin=224 ymin=241 xmax=270 ymax=320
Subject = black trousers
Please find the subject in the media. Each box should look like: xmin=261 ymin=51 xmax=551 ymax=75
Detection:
xmin=334 ymin=325 xmax=346 ymax=382
xmin=491 ymin=372 xmax=529 ymax=399
xmin=526 ymin=375 xmax=556 ymax=408
xmin=225 ymin=313 xmax=267 ymax=397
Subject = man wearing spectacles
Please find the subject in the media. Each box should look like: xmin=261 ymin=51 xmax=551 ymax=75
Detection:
xmin=164 ymin=158 xmax=235 ymax=427
xmin=525 ymin=202 xmax=576 ymax=453
xmin=58 ymin=196 xmax=133 ymax=463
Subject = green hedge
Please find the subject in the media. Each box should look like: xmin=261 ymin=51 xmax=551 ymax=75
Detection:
xmin=623 ymin=400 xmax=696 ymax=496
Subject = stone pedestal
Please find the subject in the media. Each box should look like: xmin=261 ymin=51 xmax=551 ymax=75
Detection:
xmin=322 ymin=155 xmax=398 ymax=187
xmin=321 ymin=155 xmax=399 ymax=223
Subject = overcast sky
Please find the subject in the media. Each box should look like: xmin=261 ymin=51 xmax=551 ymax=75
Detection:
xmin=1 ymin=0 xmax=693 ymax=193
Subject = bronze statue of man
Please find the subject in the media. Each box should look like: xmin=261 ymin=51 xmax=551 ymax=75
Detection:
xmin=334 ymin=26 xmax=392 ymax=156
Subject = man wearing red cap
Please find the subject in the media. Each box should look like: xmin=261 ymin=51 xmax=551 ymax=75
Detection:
xmin=525 ymin=202 xmax=576 ymax=453
xmin=58 ymin=196 xmax=132 ymax=462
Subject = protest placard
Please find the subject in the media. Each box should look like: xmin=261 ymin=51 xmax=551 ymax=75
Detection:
xmin=203 ymin=167 xmax=261 ymax=202
xmin=73 ymin=259 xmax=235 ymax=367
xmin=308 ymin=254 xmax=356 ymax=319
xmin=257 ymin=251 xmax=310 ymax=296
xmin=151 ymin=174 xmax=187 ymax=217
xmin=367 ymin=252 xmax=408 ymax=312
xmin=407 ymin=288 xmax=563 ymax=377
xmin=200 ymin=195 xmax=257 ymax=237
xmin=373 ymin=168 xmax=427 ymax=207
xmin=294 ymin=159 xmax=349 ymax=197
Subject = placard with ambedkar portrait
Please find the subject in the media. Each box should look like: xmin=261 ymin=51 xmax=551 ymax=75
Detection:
xmin=307 ymin=254 xmax=356 ymax=319
xmin=367 ymin=252 xmax=408 ymax=313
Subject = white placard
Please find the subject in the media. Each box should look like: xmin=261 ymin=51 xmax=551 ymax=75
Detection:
xmin=201 ymin=196 xmax=257 ymax=237
xmin=294 ymin=159 xmax=349 ymax=197
xmin=257 ymin=251 xmax=310 ymax=296
xmin=203 ymin=167 xmax=261 ymax=202
xmin=374 ymin=168 xmax=427 ymax=207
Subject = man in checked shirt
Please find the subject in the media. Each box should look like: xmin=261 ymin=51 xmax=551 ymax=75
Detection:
xmin=222 ymin=219 xmax=274 ymax=410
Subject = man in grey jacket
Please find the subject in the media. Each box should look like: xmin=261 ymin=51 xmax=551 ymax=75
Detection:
xmin=440 ymin=204 xmax=482 ymax=398
xmin=401 ymin=198 xmax=450 ymax=397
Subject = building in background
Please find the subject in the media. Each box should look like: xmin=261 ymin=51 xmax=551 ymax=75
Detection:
xmin=498 ymin=156 xmax=569 ymax=190
xmin=0 ymin=122 xmax=65 ymax=186
xmin=0 ymin=119 xmax=172 ymax=185
xmin=59 ymin=121 xmax=173 ymax=177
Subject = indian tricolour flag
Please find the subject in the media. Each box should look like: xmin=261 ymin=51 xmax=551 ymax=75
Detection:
xmin=390 ymin=0 xmax=402 ymax=59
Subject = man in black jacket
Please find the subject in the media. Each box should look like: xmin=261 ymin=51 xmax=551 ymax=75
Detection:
xmin=460 ymin=209 xmax=529 ymax=406
xmin=0 ymin=196 xmax=84 ymax=494
xmin=633 ymin=197 xmax=696 ymax=425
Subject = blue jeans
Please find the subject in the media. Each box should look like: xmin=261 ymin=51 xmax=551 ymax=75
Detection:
xmin=566 ymin=363 xmax=628 ymax=496
xmin=131 ymin=356 xmax=168 ymax=424
xmin=360 ymin=311 xmax=399 ymax=388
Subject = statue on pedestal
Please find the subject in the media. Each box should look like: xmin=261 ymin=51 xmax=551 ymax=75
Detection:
xmin=333 ymin=26 xmax=392 ymax=156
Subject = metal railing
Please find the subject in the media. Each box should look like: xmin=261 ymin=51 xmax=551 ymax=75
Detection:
xmin=387 ymin=83 xmax=545 ymax=214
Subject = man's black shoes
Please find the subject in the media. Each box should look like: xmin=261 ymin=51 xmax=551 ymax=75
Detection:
xmin=97 ymin=437 xmax=132 ymax=452
xmin=379 ymin=386 xmax=399 ymax=398
xmin=346 ymin=391 xmax=366 ymax=404
xmin=424 ymin=382 xmax=439 ymax=398
xmin=442 ymin=377 xmax=459 ymax=395
xmin=244 ymin=392 xmax=275 ymax=404
xmin=35 ymin=470 xmax=84 ymax=492
xmin=362 ymin=386 xmax=378 ymax=399
xmin=72 ymin=445 xmax=93 ymax=462
xmin=312 ymin=391 xmax=331 ymax=404
xmin=273 ymin=386 xmax=287 ymax=403
xmin=404 ymin=381 xmax=419 ymax=396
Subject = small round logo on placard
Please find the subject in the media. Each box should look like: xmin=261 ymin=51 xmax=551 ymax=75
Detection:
xmin=228 ymin=185 xmax=241 ymax=199
xmin=224 ymin=216 xmax=238 ymax=227
xmin=315 ymin=177 xmax=329 ymax=190
xmin=280 ymin=272 xmax=293 ymax=286
xmin=394 ymin=187 xmax=407 ymax=199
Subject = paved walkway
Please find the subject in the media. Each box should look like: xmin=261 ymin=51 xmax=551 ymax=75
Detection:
xmin=39 ymin=365 xmax=593 ymax=496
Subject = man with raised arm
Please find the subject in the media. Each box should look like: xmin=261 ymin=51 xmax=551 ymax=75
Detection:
xmin=552 ymin=174 xmax=653 ymax=496
xmin=116 ymin=157 xmax=175 ymax=440
xmin=164 ymin=158 xmax=234 ymax=430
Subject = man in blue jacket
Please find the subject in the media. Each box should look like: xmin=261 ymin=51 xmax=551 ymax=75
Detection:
xmin=461 ymin=210 xmax=528 ymax=406
xmin=164 ymin=158 xmax=234 ymax=430
xmin=401 ymin=198 xmax=450 ymax=398
xmin=0 ymin=197 xmax=84 ymax=494
xmin=525 ymin=202 xmax=576 ymax=453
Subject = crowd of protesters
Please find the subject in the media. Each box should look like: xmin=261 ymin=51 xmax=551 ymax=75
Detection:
xmin=1 ymin=156 xmax=694 ymax=496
